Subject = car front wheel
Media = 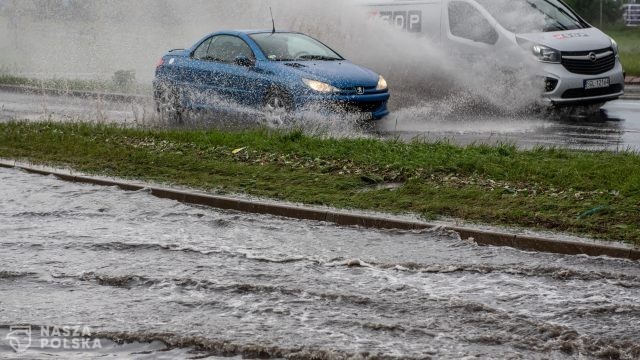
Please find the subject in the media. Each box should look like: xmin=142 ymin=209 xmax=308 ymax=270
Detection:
xmin=264 ymin=89 xmax=293 ymax=122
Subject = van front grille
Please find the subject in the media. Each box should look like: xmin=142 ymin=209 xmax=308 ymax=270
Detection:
xmin=561 ymin=48 xmax=616 ymax=75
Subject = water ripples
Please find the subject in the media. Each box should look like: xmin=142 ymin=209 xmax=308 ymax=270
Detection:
xmin=1 ymin=167 xmax=639 ymax=359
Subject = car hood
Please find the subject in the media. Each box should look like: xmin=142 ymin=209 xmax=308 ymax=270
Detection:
xmin=278 ymin=60 xmax=379 ymax=89
xmin=517 ymin=27 xmax=613 ymax=52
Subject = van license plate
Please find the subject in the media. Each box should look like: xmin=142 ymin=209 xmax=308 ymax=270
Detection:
xmin=584 ymin=78 xmax=610 ymax=90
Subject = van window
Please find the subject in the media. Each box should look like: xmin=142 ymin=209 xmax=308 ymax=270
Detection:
xmin=448 ymin=2 xmax=498 ymax=45
xmin=475 ymin=0 xmax=588 ymax=33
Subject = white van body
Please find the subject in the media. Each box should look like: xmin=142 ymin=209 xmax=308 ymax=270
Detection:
xmin=359 ymin=0 xmax=625 ymax=106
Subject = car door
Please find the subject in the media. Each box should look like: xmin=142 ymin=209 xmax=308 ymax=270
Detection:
xmin=184 ymin=36 xmax=223 ymax=108
xmin=201 ymin=35 xmax=261 ymax=107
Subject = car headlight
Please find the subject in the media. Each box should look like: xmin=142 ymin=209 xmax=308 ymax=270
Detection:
xmin=611 ymin=38 xmax=619 ymax=56
xmin=532 ymin=44 xmax=561 ymax=63
xmin=302 ymin=78 xmax=339 ymax=93
xmin=376 ymin=75 xmax=388 ymax=91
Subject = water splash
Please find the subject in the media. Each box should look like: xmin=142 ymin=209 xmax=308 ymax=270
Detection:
xmin=0 ymin=0 xmax=545 ymax=116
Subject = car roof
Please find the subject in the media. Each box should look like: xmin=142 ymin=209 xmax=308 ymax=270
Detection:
xmin=212 ymin=29 xmax=303 ymax=37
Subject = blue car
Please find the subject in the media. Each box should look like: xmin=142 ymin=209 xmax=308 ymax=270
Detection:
xmin=153 ymin=30 xmax=390 ymax=122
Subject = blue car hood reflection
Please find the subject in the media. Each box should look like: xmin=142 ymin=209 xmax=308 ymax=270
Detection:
xmin=276 ymin=60 xmax=379 ymax=89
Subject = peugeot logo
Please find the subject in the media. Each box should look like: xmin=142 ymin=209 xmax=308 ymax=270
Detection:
xmin=589 ymin=52 xmax=597 ymax=62
xmin=356 ymin=86 xmax=365 ymax=95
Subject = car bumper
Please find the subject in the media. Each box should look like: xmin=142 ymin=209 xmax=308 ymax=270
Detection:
xmin=541 ymin=60 xmax=625 ymax=106
xmin=295 ymin=92 xmax=391 ymax=120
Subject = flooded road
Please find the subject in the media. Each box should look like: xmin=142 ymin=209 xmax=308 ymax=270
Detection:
xmin=0 ymin=88 xmax=152 ymax=125
xmin=376 ymin=99 xmax=640 ymax=151
xmin=2 ymin=88 xmax=640 ymax=151
xmin=1 ymin=167 xmax=639 ymax=359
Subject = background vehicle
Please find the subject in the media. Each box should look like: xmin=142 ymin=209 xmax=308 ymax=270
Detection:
xmin=361 ymin=0 xmax=625 ymax=107
xmin=154 ymin=30 xmax=390 ymax=123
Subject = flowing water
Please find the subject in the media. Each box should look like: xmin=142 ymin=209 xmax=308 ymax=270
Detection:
xmin=1 ymin=167 xmax=639 ymax=359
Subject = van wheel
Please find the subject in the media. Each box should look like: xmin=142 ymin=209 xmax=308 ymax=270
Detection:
xmin=156 ymin=84 xmax=184 ymax=125
xmin=264 ymin=89 xmax=293 ymax=114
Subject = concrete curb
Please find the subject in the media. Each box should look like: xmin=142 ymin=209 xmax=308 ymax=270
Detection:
xmin=1 ymin=161 xmax=638 ymax=261
xmin=625 ymin=76 xmax=640 ymax=85
xmin=0 ymin=84 xmax=149 ymax=103
xmin=621 ymin=84 xmax=639 ymax=100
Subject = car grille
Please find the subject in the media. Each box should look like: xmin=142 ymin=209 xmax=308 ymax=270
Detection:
xmin=343 ymin=100 xmax=385 ymax=113
xmin=339 ymin=86 xmax=379 ymax=95
xmin=561 ymin=48 xmax=616 ymax=75
xmin=561 ymin=84 xmax=623 ymax=99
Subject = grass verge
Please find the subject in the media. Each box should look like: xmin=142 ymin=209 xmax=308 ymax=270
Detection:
xmin=1 ymin=121 xmax=639 ymax=245
xmin=605 ymin=27 xmax=640 ymax=77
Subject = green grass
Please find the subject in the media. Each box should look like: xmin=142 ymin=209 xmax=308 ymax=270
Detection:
xmin=1 ymin=121 xmax=639 ymax=245
xmin=604 ymin=27 xmax=640 ymax=76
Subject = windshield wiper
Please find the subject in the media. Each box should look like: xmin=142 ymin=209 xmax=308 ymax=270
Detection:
xmin=297 ymin=55 xmax=341 ymax=61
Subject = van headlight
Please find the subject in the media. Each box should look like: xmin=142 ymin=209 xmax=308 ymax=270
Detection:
xmin=302 ymin=78 xmax=339 ymax=93
xmin=376 ymin=75 xmax=388 ymax=91
xmin=532 ymin=44 xmax=561 ymax=63
xmin=611 ymin=38 xmax=619 ymax=56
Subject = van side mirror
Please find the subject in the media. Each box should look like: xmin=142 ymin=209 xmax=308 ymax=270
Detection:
xmin=234 ymin=56 xmax=255 ymax=67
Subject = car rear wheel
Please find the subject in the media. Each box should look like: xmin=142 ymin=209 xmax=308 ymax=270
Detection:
xmin=156 ymin=83 xmax=184 ymax=125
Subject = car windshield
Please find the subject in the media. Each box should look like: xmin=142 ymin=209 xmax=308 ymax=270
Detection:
xmin=475 ymin=0 xmax=589 ymax=33
xmin=249 ymin=32 xmax=343 ymax=61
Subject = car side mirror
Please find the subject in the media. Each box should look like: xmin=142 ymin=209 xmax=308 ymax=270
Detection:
xmin=234 ymin=56 xmax=254 ymax=67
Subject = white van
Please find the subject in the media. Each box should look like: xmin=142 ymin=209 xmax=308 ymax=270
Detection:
xmin=360 ymin=0 xmax=625 ymax=106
